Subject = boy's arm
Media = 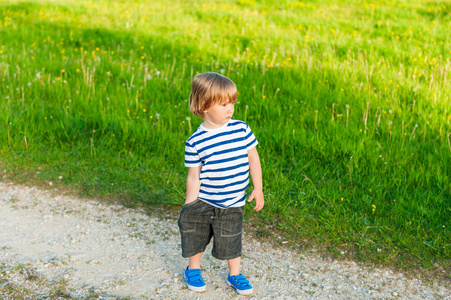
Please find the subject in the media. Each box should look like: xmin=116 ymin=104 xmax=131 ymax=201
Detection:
xmin=186 ymin=166 xmax=202 ymax=205
xmin=247 ymin=147 xmax=264 ymax=211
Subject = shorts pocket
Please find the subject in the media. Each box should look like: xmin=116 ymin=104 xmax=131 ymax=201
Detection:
xmin=219 ymin=207 xmax=243 ymax=237
xmin=178 ymin=208 xmax=196 ymax=233
xmin=178 ymin=199 xmax=204 ymax=233
xmin=184 ymin=198 xmax=200 ymax=207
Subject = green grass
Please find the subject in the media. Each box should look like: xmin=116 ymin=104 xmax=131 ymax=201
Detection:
xmin=1 ymin=0 xmax=450 ymax=278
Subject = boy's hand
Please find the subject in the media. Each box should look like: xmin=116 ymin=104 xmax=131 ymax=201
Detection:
xmin=247 ymin=189 xmax=264 ymax=211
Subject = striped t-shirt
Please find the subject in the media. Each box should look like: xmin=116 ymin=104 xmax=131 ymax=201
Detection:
xmin=184 ymin=119 xmax=258 ymax=208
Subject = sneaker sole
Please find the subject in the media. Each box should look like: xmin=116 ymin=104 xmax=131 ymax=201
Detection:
xmin=227 ymin=279 xmax=253 ymax=295
xmin=184 ymin=274 xmax=206 ymax=292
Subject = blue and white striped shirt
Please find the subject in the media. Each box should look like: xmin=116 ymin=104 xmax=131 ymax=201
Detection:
xmin=185 ymin=119 xmax=258 ymax=208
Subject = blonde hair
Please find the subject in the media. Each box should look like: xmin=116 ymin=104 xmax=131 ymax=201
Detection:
xmin=189 ymin=72 xmax=238 ymax=117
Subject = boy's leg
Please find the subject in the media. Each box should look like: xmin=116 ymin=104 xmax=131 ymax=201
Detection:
xmin=212 ymin=207 xmax=253 ymax=295
xmin=178 ymin=200 xmax=214 ymax=259
xmin=227 ymin=256 xmax=241 ymax=276
xmin=178 ymin=200 xmax=215 ymax=292
xmin=184 ymin=255 xmax=206 ymax=292
xmin=211 ymin=206 xmax=244 ymax=260
xmin=227 ymin=256 xmax=253 ymax=295
xmin=189 ymin=252 xmax=204 ymax=270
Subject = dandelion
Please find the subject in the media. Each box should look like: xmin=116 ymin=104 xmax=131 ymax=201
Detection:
xmin=446 ymin=133 xmax=451 ymax=154
xmin=402 ymin=120 xmax=405 ymax=139
xmin=346 ymin=104 xmax=350 ymax=126
xmin=331 ymin=103 xmax=335 ymax=122
xmin=411 ymin=123 xmax=418 ymax=138
xmin=372 ymin=204 xmax=376 ymax=213
xmin=143 ymin=109 xmax=146 ymax=112
xmin=36 ymin=72 xmax=41 ymax=79
xmin=389 ymin=121 xmax=393 ymax=141
xmin=186 ymin=117 xmax=192 ymax=132
xmin=155 ymin=113 xmax=160 ymax=120
xmin=244 ymin=105 xmax=249 ymax=123
xmin=7 ymin=122 xmax=12 ymax=145
xmin=341 ymin=197 xmax=344 ymax=201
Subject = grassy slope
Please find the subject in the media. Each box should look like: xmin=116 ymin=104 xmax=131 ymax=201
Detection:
xmin=0 ymin=0 xmax=450 ymax=278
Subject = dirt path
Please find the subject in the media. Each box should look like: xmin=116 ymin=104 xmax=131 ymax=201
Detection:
xmin=0 ymin=181 xmax=450 ymax=299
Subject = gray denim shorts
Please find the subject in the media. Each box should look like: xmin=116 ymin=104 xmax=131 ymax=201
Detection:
xmin=178 ymin=199 xmax=244 ymax=260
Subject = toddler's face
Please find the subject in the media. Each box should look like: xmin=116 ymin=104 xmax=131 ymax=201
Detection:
xmin=203 ymin=99 xmax=235 ymax=128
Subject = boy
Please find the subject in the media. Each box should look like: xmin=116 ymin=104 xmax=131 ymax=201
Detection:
xmin=178 ymin=72 xmax=264 ymax=295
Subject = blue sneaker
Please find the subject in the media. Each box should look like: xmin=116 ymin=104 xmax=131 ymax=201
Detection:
xmin=227 ymin=274 xmax=253 ymax=295
xmin=184 ymin=266 xmax=206 ymax=292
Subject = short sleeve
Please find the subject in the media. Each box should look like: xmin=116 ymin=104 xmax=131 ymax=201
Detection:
xmin=244 ymin=123 xmax=258 ymax=150
xmin=185 ymin=142 xmax=202 ymax=167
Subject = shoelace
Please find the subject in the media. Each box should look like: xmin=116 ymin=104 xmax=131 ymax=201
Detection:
xmin=232 ymin=275 xmax=251 ymax=288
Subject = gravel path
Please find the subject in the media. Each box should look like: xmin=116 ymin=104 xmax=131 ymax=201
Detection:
xmin=0 ymin=181 xmax=450 ymax=299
